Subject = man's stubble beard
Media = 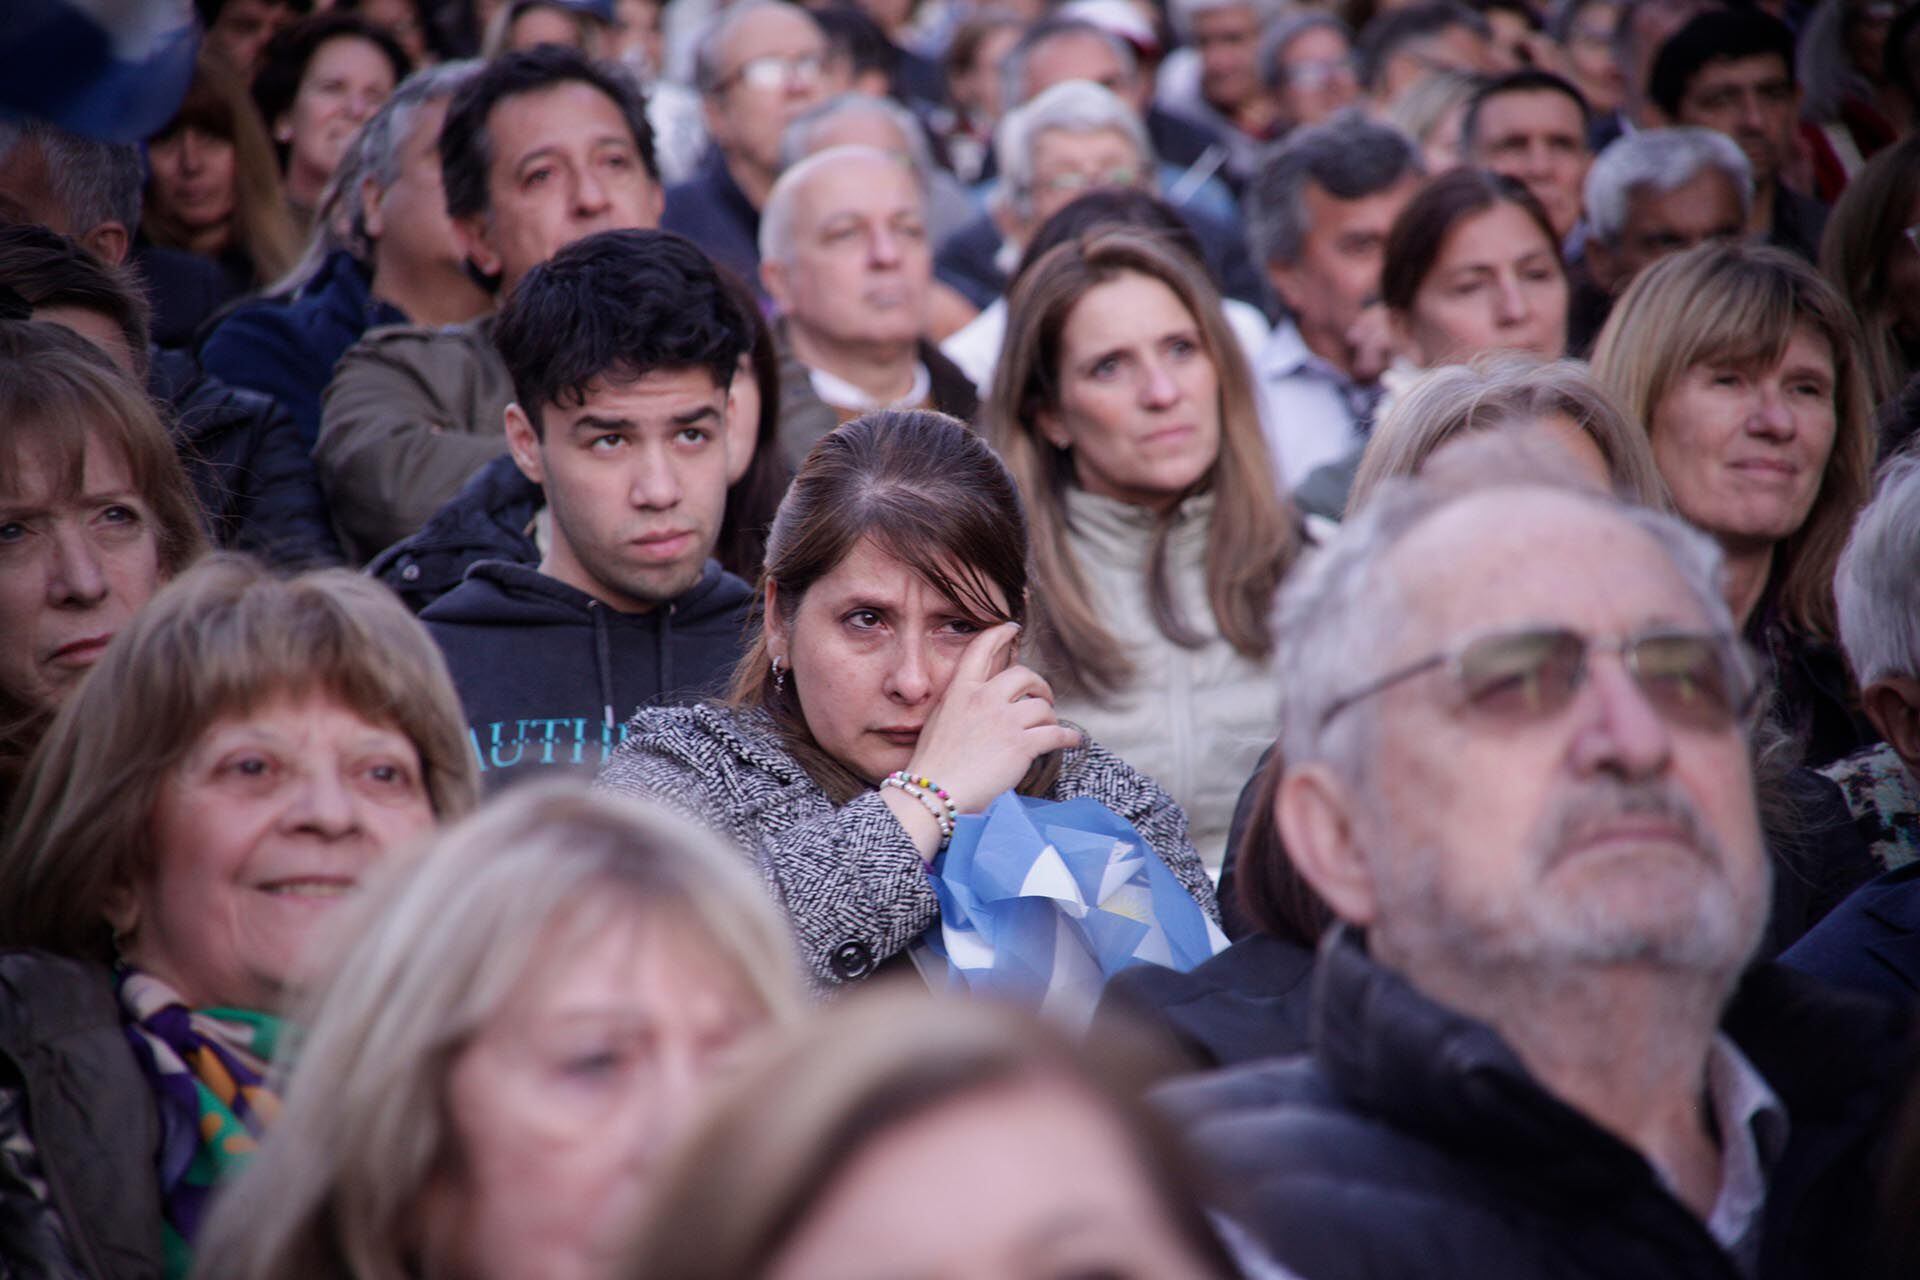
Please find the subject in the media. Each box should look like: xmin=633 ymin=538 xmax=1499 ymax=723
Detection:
xmin=1365 ymin=776 xmax=1771 ymax=986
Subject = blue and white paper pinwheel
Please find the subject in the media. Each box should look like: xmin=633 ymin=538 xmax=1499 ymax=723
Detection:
xmin=915 ymin=792 xmax=1228 ymax=1026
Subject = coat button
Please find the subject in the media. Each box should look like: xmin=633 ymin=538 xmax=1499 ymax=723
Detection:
xmin=829 ymin=940 xmax=875 ymax=980
xmin=400 ymin=563 xmax=421 ymax=582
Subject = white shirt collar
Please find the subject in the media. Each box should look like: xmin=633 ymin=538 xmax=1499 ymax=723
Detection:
xmin=807 ymin=360 xmax=931 ymax=414
xmin=1653 ymin=1034 xmax=1790 ymax=1275
xmin=1257 ymin=315 xmax=1355 ymax=389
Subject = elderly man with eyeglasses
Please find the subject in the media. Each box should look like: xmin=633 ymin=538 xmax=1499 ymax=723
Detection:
xmin=1157 ymin=462 xmax=1911 ymax=1280
xmin=662 ymin=0 xmax=832 ymax=290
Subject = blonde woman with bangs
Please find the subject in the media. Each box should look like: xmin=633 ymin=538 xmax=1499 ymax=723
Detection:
xmin=194 ymin=783 xmax=804 ymax=1280
xmin=0 ymin=321 xmax=207 ymax=807
xmin=0 ymin=555 xmax=476 ymax=1278
xmin=985 ymin=227 xmax=1299 ymax=878
xmin=1592 ymin=240 xmax=1877 ymax=765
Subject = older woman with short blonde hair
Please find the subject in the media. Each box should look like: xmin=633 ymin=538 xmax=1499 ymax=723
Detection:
xmin=0 ymin=555 xmax=475 ymax=1277
xmin=1347 ymin=355 xmax=1671 ymax=514
xmin=196 ymin=783 xmax=806 ymax=1280
xmin=1592 ymin=240 xmax=1876 ymax=763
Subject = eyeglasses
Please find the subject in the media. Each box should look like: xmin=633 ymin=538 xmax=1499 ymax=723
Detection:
xmin=1035 ymin=166 xmax=1144 ymax=196
xmin=725 ymin=52 xmax=825 ymax=91
xmin=1318 ymin=626 xmax=1759 ymax=731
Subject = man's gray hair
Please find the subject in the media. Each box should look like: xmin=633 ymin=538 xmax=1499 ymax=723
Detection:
xmin=1166 ymin=0 xmax=1284 ymax=43
xmin=1835 ymin=454 xmax=1920 ymax=686
xmin=758 ymin=143 xmax=925 ymax=266
xmin=1261 ymin=11 xmax=1352 ymax=89
xmin=778 ymin=92 xmax=936 ymax=185
xmin=1584 ymin=126 xmax=1753 ymax=245
xmin=994 ymin=79 xmax=1151 ymax=220
xmin=1276 ymin=467 xmax=1734 ymax=782
xmin=693 ymin=0 xmax=821 ymax=96
xmin=348 ymin=62 xmax=483 ymax=259
xmin=1246 ymin=108 xmax=1422 ymax=266
xmin=999 ymin=17 xmax=1136 ymax=113
xmin=0 ymin=119 xmax=143 ymax=238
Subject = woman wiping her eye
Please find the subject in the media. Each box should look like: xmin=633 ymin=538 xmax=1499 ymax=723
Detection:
xmin=596 ymin=409 xmax=1219 ymax=989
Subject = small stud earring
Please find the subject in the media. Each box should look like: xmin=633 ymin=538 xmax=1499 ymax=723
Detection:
xmin=770 ymin=654 xmax=788 ymax=691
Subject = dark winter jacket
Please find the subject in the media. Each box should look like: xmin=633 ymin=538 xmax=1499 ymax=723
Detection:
xmin=367 ymin=453 xmax=540 ymax=614
xmin=148 ymin=346 xmax=343 ymax=567
xmin=1783 ymin=860 xmax=1920 ymax=1007
xmin=198 ymin=249 xmax=408 ymax=451
xmin=125 ymin=243 xmax=227 ymax=351
xmin=661 ymin=152 xmax=764 ymax=296
xmin=1159 ymin=927 xmax=1914 ymax=1280
xmin=0 ymin=951 xmax=163 ymax=1280
xmin=1096 ymin=930 xmax=1315 ymax=1071
xmin=421 ymin=559 xmax=753 ymax=790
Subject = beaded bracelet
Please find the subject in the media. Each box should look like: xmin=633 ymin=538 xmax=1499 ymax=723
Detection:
xmin=881 ymin=771 xmax=955 ymax=850
xmin=891 ymin=771 xmax=958 ymax=827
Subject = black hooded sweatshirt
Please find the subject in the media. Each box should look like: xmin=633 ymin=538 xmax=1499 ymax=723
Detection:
xmin=421 ymin=559 xmax=753 ymax=790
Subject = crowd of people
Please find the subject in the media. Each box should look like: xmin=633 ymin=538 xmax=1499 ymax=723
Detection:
xmin=2 ymin=0 xmax=1920 ymax=1272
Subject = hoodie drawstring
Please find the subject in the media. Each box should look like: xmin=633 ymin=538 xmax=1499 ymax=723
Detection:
xmin=590 ymin=599 xmax=615 ymax=743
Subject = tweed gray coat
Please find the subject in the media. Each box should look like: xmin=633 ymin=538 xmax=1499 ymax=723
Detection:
xmin=597 ymin=703 xmax=1219 ymax=987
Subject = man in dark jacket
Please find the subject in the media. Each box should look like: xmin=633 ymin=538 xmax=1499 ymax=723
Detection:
xmin=1158 ymin=466 xmax=1912 ymax=1280
xmin=421 ymin=228 xmax=754 ymax=791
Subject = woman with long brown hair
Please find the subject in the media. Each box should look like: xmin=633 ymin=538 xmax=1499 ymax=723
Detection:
xmin=1592 ymin=241 xmax=1877 ymax=765
xmin=597 ymin=410 xmax=1217 ymax=989
xmin=984 ymin=227 xmax=1298 ymax=877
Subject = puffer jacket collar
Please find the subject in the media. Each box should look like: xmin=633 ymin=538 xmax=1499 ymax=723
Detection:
xmin=1309 ymin=926 xmax=1658 ymax=1189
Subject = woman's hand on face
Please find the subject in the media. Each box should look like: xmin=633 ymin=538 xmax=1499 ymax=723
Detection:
xmin=905 ymin=623 xmax=1084 ymax=814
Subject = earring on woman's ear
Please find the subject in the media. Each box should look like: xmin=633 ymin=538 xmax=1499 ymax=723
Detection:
xmin=770 ymin=654 xmax=788 ymax=691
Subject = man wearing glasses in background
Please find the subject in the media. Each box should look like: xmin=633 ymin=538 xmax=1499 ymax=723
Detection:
xmin=1161 ymin=459 xmax=1909 ymax=1280
xmin=664 ymin=0 xmax=831 ymax=290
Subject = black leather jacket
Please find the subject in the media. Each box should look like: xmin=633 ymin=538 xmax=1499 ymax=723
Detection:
xmin=0 ymin=951 xmax=163 ymax=1279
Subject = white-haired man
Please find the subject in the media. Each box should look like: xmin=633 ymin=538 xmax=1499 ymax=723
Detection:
xmin=933 ymin=80 xmax=1267 ymax=317
xmin=1571 ymin=125 xmax=1751 ymax=350
xmin=1161 ymin=465 xmax=1908 ymax=1280
xmin=759 ymin=144 xmax=978 ymax=466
